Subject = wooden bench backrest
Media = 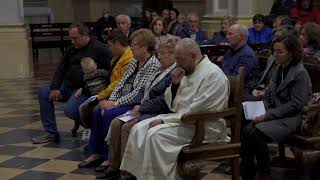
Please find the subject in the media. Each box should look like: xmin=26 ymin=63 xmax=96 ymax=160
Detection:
xmin=303 ymin=56 xmax=320 ymax=93
xmin=226 ymin=67 xmax=245 ymax=143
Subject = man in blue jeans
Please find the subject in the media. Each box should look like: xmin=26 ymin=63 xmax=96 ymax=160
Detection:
xmin=32 ymin=22 xmax=112 ymax=144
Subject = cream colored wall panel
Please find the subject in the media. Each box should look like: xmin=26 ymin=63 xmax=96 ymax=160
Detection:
xmin=89 ymin=0 xmax=111 ymax=21
xmin=252 ymin=0 xmax=273 ymax=15
xmin=48 ymin=0 xmax=74 ymax=22
xmin=73 ymin=0 xmax=90 ymax=21
xmin=0 ymin=24 xmax=32 ymax=79
xmin=173 ymin=0 xmax=205 ymax=17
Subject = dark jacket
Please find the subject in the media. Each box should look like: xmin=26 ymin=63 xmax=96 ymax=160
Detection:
xmin=208 ymin=31 xmax=227 ymax=45
xmin=270 ymin=0 xmax=293 ymax=16
xmin=256 ymin=62 xmax=312 ymax=142
xmin=82 ymin=69 xmax=109 ymax=96
xmin=138 ymin=74 xmax=172 ymax=115
xmin=222 ymin=44 xmax=259 ymax=92
xmin=50 ymin=38 xmax=112 ymax=90
xmin=93 ymin=16 xmax=117 ymax=43
xmin=178 ymin=26 xmax=208 ymax=44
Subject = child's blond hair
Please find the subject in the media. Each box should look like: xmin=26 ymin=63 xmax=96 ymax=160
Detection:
xmin=81 ymin=57 xmax=97 ymax=73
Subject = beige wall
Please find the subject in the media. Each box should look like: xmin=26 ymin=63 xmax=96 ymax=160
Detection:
xmin=48 ymin=0 xmax=206 ymax=23
xmin=202 ymin=0 xmax=273 ymax=36
xmin=73 ymin=0 xmax=91 ymax=22
xmin=173 ymin=0 xmax=205 ymax=17
xmin=89 ymin=0 xmax=111 ymax=21
xmin=0 ymin=23 xmax=32 ymax=78
xmin=48 ymin=0 xmax=74 ymax=22
xmin=252 ymin=0 xmax=274 ymax=15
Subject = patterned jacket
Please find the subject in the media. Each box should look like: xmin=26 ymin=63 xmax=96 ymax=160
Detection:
xmin=109 ymin=55 xmax=160 ymax=106
xmin=96 ymin=47 xmax=133 ymax=101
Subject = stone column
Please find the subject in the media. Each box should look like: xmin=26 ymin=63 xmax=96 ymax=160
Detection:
xmin=0 ymin=0 xmax=32 ymax=78
xmin=201 ymin=0 xmax=273 ymax=37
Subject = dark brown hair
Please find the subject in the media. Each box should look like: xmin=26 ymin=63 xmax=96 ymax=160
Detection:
xmin=302 ymin=22 xmax=320 ymax=50
xmin=107 ymin=29 xmax=129 ymax=47
xmin=272 ymin=34 xmax=303 ymax=65
xmin=150 ymin=17 xmax=168 ymax=35
xmin=69 ymin=22 xmax=89 ymax=35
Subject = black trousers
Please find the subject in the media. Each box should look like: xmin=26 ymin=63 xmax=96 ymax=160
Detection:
xmin=240 ymin=122 xmax=273 ymax=180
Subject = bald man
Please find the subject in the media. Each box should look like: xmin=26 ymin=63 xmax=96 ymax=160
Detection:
xmin=120 ymin=38 xmax=230 ymax=180
xmin=222 ymin=24 xmax=259 ymax=94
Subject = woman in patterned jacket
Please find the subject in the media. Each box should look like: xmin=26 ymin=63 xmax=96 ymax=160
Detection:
xmin=78 ymin=29 xmax=160 ymax=170
xmin=100 ymin=38 xmax=178 ymax=179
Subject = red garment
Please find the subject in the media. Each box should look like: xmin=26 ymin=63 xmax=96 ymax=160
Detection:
xmin=290 ymin=0 xmax=320 ymax=25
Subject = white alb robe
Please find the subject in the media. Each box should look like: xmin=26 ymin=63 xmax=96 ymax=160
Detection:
xmin=120 ymin=56 xmax=230 ymax=180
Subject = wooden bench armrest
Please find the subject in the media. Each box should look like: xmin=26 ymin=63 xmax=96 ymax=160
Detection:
xmin=181 ymin=107 xmax=238 ymax=146
xmin=181 ymin=107 xmax=238 ymax=124
xmin=304 ymin=104 xmax=320 ymax=116
xmin=290 ymin=134 xmax=320 ymax=143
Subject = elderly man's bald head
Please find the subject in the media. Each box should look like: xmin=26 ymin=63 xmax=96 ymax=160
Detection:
xmin=227 ymin=24 xmax=248 ymax=49
xmin=175 ymin=38 xmax=202 ymax=57
xmin=174 ymin=38 xmax=202 ymax=75
xmin=229 ymin=24 xmax=248 ymax=38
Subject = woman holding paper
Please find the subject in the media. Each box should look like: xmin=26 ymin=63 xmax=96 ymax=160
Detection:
xmin=78 ymin=29 xmax=160 ymax=171
xmin=240 ymin=34 xmax=312 ymax=180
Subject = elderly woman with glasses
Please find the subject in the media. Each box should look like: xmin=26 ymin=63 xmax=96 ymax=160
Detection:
xmin=99 ymin=38 xmax=179 ymax=180
xmin=78 ymin=29 xmax=160 ymax=174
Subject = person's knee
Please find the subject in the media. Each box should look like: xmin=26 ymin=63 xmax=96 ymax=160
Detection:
xmin=103 ymin=109 xmax=114 ymax=118
xmin=64 ymin=103 xmax=78 ymax=120
xmin=111 ymin=118 xmax=123 ymax=129
xmin=38 ymin=84 xmax=50 ymax=100
xmin=121 ymin=123 xmax=133 ymax=136
xmin=242 ymin=123 xmax=256 ymax=139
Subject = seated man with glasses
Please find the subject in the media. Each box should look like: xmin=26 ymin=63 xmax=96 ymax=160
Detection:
xmin=178 ymin=13 xmax=207 ymax=44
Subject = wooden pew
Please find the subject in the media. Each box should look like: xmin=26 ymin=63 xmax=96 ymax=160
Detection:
xmin=29 ymin=23 xmax=68 ymax=61
xmin=177 ymin=67 xmax=245 ymax=180
xmin=29 ymin=22 xmax=96 ymax=62
xmin=199 ymin=44 xmax=230 ymax=66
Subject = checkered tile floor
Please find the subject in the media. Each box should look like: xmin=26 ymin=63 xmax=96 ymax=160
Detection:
xmin=0 ymin=49 xmax=299 ymax=180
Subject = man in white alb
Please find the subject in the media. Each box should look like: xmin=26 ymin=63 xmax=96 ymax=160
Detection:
xmin=120 ymin=38 xmax=230 ymax=180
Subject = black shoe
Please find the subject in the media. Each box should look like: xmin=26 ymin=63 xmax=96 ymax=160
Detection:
xmin=96 ymin=168 xmax=120 ymax=179
xmin=95 ymin=165 xmax=108 ymax=172
xmin=119 ymin=175 xmax=137 ymax=180
xmin=32 ymin=132 xmax=60 ymax=144
xmin=78 ymin=157 xmax=104 ymax=168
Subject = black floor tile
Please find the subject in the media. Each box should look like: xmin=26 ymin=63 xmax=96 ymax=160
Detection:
xmin=0 ymin=129 xmax=43 ymax=145
xmin=10 ymin=170 xmax=64 ymax=180
xmin=0 ymin=157 xmax=49 ymax=169
xmin=55 ymin=150 xmax=88 ymax=161
xmin=0 ymin=145 xmax=35 ymax=156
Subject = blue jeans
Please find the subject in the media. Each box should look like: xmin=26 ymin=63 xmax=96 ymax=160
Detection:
xmin=37 ymin=81 xmax=89 ymax=136
xmin=88 ymin=105 xmax=132 ymax=160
